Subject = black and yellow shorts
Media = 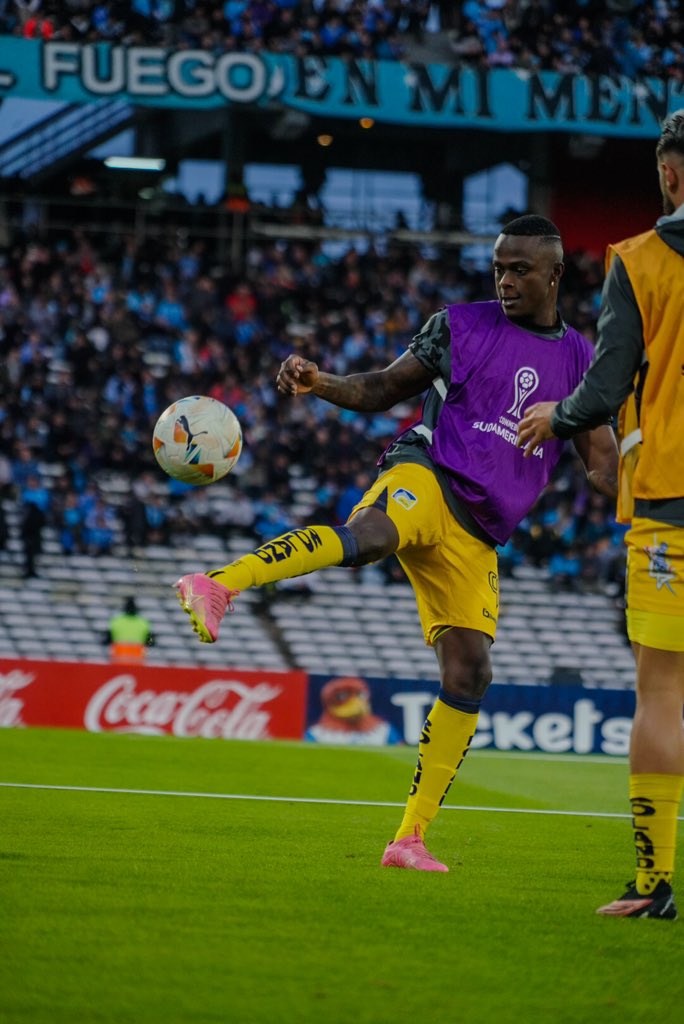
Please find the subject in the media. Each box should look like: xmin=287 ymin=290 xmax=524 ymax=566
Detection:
xmin=625 ymin=517 xmax=684 ymax=652
xmin=350 ymin=463 xmax=498 ymax=645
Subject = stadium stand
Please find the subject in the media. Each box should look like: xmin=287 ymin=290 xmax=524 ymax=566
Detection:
xmin=0 ymin=216 xmax=633 ymax=685
xmin=1 ymin=1 xmax=682 ymax=78
xmin=0 ymin=1 xmax=649 ymax=691
xmin=0 ymin=494 xmax=635 ymax=687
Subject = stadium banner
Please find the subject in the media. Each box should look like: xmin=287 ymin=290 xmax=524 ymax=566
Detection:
xmin=306 ymin=674 xmax=634 ymax=755
xmin=0 ymin=39 xmax=680 ymax=137
xmin=0 ymin=659 xmax=307 ymax=741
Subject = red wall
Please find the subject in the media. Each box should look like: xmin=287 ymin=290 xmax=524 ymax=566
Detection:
xmin=549 ymin=135 xmax=661 ymax=258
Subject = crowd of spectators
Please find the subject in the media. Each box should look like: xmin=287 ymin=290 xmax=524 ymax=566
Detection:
xmin=444 ymin=0 xmax=684 ymax=80
xmin=0 ymin=1 xmax=682 ymax=78
xmin=0 ymin=0 xmax=419 ymax=60
xmin=1 ymin=212 xmax=627 ymax=601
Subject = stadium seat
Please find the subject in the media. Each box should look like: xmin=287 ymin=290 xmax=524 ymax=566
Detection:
xmin=0 ymin=534 xmax=636 ymax=689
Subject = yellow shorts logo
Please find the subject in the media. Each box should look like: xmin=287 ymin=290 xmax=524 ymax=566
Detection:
xmin=391 ymin=487 xmax=418 ymax=511
xmin=645 ymin=534 xmax=676 ymax=594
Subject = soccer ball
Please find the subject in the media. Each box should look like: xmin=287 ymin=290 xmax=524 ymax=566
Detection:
xmin=152 ymin=395 xmax=242 ymax=485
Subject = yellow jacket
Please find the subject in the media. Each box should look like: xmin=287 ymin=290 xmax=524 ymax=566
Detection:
xmin=608 ymin=229 xmax=684 ymax=521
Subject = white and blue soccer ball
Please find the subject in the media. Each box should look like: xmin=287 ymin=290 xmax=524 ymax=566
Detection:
xmin=153 ymin=395 xmax=243 ymax=486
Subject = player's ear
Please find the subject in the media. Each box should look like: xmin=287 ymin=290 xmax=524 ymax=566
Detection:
xmin=552 ymin=261 xmax=564 ymax=283
xmin=661 ymin=159 xmax=678 ymax=191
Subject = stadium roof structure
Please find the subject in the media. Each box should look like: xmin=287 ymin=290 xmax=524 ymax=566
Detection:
xmin=0 ymin=36 xmax=665 ymax=259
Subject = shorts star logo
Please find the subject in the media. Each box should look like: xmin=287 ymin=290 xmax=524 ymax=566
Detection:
xmin=644 ymin=535 xmax=676 ymax=594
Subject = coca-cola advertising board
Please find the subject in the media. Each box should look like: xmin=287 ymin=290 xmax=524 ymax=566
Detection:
xmin=0 ymin=659 xmax=308 ymax=740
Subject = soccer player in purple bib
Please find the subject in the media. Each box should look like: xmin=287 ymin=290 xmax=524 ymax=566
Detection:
xmin=176 ymin=215 xmax=618 ymax=872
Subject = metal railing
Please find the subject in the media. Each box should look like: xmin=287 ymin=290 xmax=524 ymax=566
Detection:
xmin=0 ymin=192 xmax=496 ymax=271
xmin=0 ymin=100 xmax=133 ymax=180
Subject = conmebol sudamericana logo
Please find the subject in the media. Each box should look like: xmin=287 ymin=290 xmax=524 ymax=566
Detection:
xmin=507 ymin=366 xmax=539 ymax=418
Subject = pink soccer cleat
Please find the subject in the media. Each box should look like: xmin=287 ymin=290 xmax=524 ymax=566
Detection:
xmin=174 ymin=573 xmax=239 ymax=643
xmin=381 ymin=825 xmax=449 ymax=872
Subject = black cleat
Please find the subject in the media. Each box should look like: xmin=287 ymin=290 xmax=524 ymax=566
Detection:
xmin=597 ymin=879 xmax=677 ymax=920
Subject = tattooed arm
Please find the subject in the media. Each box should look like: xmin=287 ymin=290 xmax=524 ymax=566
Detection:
xmin=276 ymin=349 xmax=434 ymax=412
xmin=276 ymin=309 xmax=448 ymax=413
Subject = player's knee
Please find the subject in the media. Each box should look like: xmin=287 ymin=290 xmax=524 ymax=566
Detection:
xmin=347 ymin=510 xmax=399 ymax=564
xmin=441 ymin=654 xmax=492 ymax=702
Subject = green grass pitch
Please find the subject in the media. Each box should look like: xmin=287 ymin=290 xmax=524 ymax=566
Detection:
xmin=2 ymin=727 xmax=684 ymax=1024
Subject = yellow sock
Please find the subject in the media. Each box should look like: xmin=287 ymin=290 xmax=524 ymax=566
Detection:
xmin=207 ymin=525 xmax=349 ymax=591
xmin=630 ymin=773 xmax=684 ymax=895
xmin=394 ymin=696 xmax=479 ymax=842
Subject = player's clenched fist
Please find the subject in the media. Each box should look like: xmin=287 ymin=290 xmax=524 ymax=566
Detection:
xmin=276 ymin=354 xmax=320 ymax=396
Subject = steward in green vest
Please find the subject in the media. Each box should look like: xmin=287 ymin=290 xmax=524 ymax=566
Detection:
xmin=107 ymin=597 xmax=154 ymax=663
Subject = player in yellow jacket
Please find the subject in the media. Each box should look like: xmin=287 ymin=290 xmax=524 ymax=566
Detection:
xmin=517 ymin=109 xmax=684 ymax=920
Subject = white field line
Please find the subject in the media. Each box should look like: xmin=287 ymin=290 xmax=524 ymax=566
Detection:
xmin=377 ymin=749 xmax=629 ymax=766
xmin=454 ymin=751 xmax=628 ymax=765
xmin=0 ymin=781 xmax=651 ymax=820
